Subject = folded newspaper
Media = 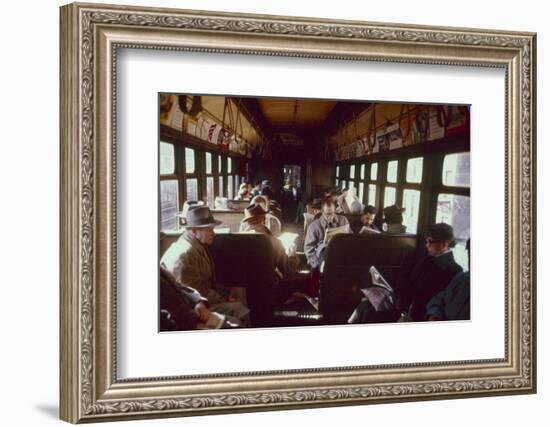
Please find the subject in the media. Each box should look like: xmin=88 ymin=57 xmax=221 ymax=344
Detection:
xmin=323 ymin=223 xmax=350 ymax=244
xmin=348 ymin=266 xmax=395 ymax=323
xmin=368 ymin=265 xmax=394 ymax=293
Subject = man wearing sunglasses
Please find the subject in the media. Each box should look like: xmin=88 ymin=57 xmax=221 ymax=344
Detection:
xmin=401 ymin=223 xmax=463 ymax=321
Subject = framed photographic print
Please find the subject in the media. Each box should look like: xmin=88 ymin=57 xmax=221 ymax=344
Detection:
xmin=60 ymin=2 xmax=536 ymax=423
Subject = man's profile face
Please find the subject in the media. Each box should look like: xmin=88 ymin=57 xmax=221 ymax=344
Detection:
xmin=425 ymin=237 xmax=448 ymax=257
xmin=193 ymin=227 xmax=215 ymax=246
xmin=361 ymin=212 xmax=375 ymax=226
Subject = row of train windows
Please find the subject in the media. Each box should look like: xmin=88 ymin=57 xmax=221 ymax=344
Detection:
xmin=335 ymin=153 xmax=470 ymax=268
xmin=161 ymin=142 xmax=243 ymax=201
xmin=160 ymin=143 xmax=247 ymax=231
xmin=336 ymin=153 xmax=470 ymax=188
xmin=161 ymin=143 xmax=235 ymax=176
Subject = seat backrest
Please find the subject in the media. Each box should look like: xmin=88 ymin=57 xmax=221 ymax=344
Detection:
xmin=228 ymin=199 xmax=250 ymax=210
xmin=211 ymin=209 xmax=245 ymax=232
xmin=209 ymin=233 xmax=276 ymax=286
xmin=320 ymin=233 xmax=417 ymax=323
xmin=209 ymin=233 xmax=277 ymax=326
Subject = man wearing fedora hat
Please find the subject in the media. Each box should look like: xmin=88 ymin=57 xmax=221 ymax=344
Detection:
xmin=239 ymin=203 xmax=299 ymax=276
xmin=161 ymin=206 xmax=250 ymax=322
xmin=239 ymin=197 xmax=282 ymax=237
xmin=239 ymin=203 xmax=272 ymax=234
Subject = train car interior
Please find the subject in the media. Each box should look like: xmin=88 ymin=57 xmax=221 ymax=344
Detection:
xmin=159 ymin=94 xmax=470 ymax=331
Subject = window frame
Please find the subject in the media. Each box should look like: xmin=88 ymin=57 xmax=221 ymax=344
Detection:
xmin=366 ymin=161 xmax=378 ymax=206
xmin=159 ymin=141 xmax=181 ymax=231
xmin=183 ymin=146 xmax=201 ymax=213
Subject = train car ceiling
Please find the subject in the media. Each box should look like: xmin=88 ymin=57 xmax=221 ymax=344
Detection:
xmin=160 ymin=94 xmax=469 ymax=164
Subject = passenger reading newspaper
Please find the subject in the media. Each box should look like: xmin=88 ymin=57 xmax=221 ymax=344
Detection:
xmin=347 ymin=266 xmax=398 ymax=324
xmin=323 ymin=223 xmax=351 ymax=244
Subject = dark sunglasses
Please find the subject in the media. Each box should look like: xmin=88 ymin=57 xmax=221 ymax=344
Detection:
xmin=425 ymin=237 xmax=442 ymax=244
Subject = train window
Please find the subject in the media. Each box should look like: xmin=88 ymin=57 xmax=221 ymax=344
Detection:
xmin=206 ymin=177 xmax=214 ymax=207
xmin=336 ymin=166 xmax=340 ymax=177
xmin=358 ymin=182 xmax=365 ymax=202
xmin=184 ymin=147 xmax=195 ymax=173
xmin=341 ymin=180 xmax=347 ymax=190
xmin=348 ymin=180 xmax=355 ymax=190
xmin=436 ymin=193 xmax=471 ymax=270
xmin=368 ymin=184 xmax=376 ymax=205
xmin=160 ymin=180 xmax=179 ymax=231
xmin=234 ymin=175 xmax=239 ymax=193
xmin=335 ymin=178 xmax=339 ymax=187
xmin=350 ymin=165 xmax=356 ymax=179
xmin=370 ymin=162 xmax=378 ymax=180
xmin=402 ymin=189 xmax=421 ymax=233
xmin=406 ymin=157 xmax=423 ymax=183
xmin=227 ymin=157 xmax=232 ymax=174
xmin=205 ymin=152 xmax=212 ymax=174
xmin=217 ymin=154 xmax=222 ymax=173
xmin=387 ymin=160 xmax=398 ymax=183
xmin=218 ymin=176 xmax=224 ymax=197
xmin=160 ymin=142 xmax=174 ymax=175
xmin=185 ymin=178 xmax=198 ymax=202
xmin=442 ymin=152 xmax=470 ymax=187
xmin=360 ymin=164 xmax=366 ymax=180
xmin=228 ymin=176 xmax=233 ymax=199
xmin=384 ymin=186 xmax=396 ymax=207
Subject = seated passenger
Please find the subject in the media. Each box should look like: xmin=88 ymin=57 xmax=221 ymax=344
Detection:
xmin=358 ymin=205 xmax=380 ymax=234
xmin=161 ymin=206 xmax=250 ymax=323
xmin=382 ymin=205 xmax=407 ymax=234
xmin=303 ymin=197 xmax=322 ymax=235
xmin=160 ymin=266 xmax=241 ymax=330
xmin=426 ymin=239 xmax=470 ymax=321
xmin=246 ymin=195 xmax=282 ymax=236
xmin=249 ymin=182 xmax=261 ymax=198
xmin=260 ymin=188 xmax=282 ymax=214
xmin=401 ymin=223 xmax=463 ymax=321
xmin=160 ymin=266 xmax=208 ymax=331
xmin=304 ymin=197 xmax=350 ymax=270
xmin=240 ymin=203 xmax=271 ymax=234
xmin=235 ymin=183 xmax=250 ymax=201
xmin=240 ymin=203 xmax=299 ymax=276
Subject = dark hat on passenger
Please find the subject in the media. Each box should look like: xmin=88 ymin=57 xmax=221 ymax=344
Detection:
xmin=184 ymin=206 xmax=221 ymax=228
xmin=383 ymin=205 xmax=404 ymax=225
xmin=428 ymin=223 xmax=456 ymax=246
xmin=244 ymin=203 xmax=269 ymax=220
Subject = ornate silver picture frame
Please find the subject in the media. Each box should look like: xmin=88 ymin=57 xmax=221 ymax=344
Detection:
xmin=60 ymin=2 xmax=536 ymax=423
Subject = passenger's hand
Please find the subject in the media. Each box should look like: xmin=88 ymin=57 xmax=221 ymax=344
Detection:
xmin=194 ymin=302 xmax=210 ymax=323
